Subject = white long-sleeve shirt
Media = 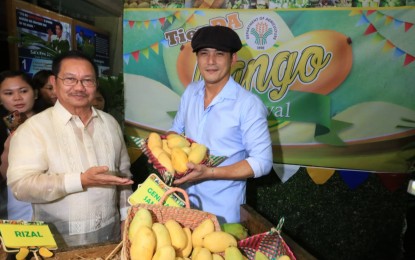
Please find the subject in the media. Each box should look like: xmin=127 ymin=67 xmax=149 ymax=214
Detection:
xmin=7 ymin=101 xmax=132 ymax=247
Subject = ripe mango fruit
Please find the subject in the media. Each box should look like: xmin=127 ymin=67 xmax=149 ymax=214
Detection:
xmin=188 ymin=143 xmax=208 ymax=164
xmin=255 ymin=251 xmax=270 ymax=260
xmin=128 ymin=208 xmax=153 ymax=242
xmin=152 ymin=222 xmax=172 ymax=249
xmin=277 ymin=255 xmax=291 ymax=260
xmin=39 ymin=247 xmax=54 ymax=258
xmin=171 ymin=147 xmax=189 ymax=173
xmin=192 ymin=218 xmax=215 ymax=247
xmin=162 ymin=139 xmax=172 ymax=155
xmin=150 ymin=146 xmax=165 ymax=159
xmin=167 ymin=134 xmax=191 ymax=149
xmin=221 ymin=223 xmax=248 ymax=241
xmin=225 ymin=246 xmax=244 ymax=260
xmin=148 ymin=132 xmax=163 ymax=150
xmin=15 ymin=247 xmax=29 ymax=260
xmin=213 ymin=254 xmax=224 ymax=260
xmin=203 ymin=231 xmax=237 ymax=253
xmin=165 ymin=219 xmax=188 ymax=251
xmin=130 ymin=225 xmax=156 ymax=260
xmin=158 ymin=152 xmax=175 ymax=174
xmin=177 ymin=227 xmax=192 ymax=257
xmin=193 ymin=247 xmax=212 ymax=260
xmin=152 ymin=245 xmax=176 ymax=260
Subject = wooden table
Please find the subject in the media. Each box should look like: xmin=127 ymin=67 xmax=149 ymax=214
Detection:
xmin=1 ymin=204 xmax=315 ymax=259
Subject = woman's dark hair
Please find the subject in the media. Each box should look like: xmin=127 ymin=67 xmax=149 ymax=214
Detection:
xmin=52 ymin=50 xmax=98 ymax=78
xmin=0 ymin=70 xmax=31 ymax=86
xmin=32 ymin=70 xmax=53 ymax=90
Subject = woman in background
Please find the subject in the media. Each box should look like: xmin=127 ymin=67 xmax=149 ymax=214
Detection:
xmin=32 ymin=69 xmax=57 ymax=110
xmin=0 ymin=70 xmax=41 ymax=220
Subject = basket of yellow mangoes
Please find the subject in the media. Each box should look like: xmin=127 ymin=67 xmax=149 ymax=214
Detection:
xmin=122 ymin=187 xmax=244 ymax=260
xmin=128 ymin=133 xmax=227 ymax=185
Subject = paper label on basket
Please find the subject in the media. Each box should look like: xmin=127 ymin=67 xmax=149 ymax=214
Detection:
xmin=0 ymin=221 xmax=57 ymax=250
xmin=128 ymin=173 xmax=186 ymax=207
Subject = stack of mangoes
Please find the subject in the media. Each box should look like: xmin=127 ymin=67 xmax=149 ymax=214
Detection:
xmin=128 ymin=208 xmax=244 ymax=260
xmin=146 ymin=132 xmax=208 ymax=178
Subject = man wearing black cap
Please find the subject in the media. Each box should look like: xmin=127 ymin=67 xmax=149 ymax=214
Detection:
xmin=169 ymin=25 xmax=272 ymax=224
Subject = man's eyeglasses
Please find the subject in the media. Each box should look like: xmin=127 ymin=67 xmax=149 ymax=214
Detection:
xmin=57 ymin=76 xmax=97 ymax=87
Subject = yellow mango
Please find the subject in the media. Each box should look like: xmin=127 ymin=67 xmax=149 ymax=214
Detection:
xmin=193 ymin=247 xmax=213 ymax=260
xmin=152 ymin=222 xmax=172 ymax=249
xmin=213 ymin=254 xmax=224 ymax=260
xmin=162 ymin=139 xmax=172 ymax=155
xmin=203 ymin=231 xmax=237 ymax=253
xmin=129 ymin=208 xmax=153 ymax=242
xmin=255 ymin=251 xmax=270 ymax=260
xmin=192 ymin=246 xmax=203 ymax=259
xmin=192 ymin=218 xmax=215 ymax=247
xmin=225 ymin=246 xmax=244 ymax=260
xmin=38 ymin=247 xmax=54 ymax=258
xmin=158 ymin=152 xmax=175 ymax=174
xmin=182 ymin=146 xmax=192 ymax=155
xmin=177 ymin=227 xmax=192 ymax=257
xmin=277 ymin=255 xmax=291 ymax=260
xmin=164 ymin=219 xmax=187 ymax=251
xmin=188 ymin=143 xmax=207 ymax=164
xmin=150 ymin=146 xmax=165 ymax=159
xmin=152 ymin=245 xmax=176 ymax=260
xmin=176 ymin=257 xmax=184 ymax=260
xmin=148 ymin=132 xmax=162 ymax=150
xmin=15 ymin=247 xmax=29 ymax=260
xmin=167 ymin=134 xmax=190 ymax=149
xmin=130 ymin=226 xmax=156 ymax=260
xmin=171 ymin=147 xmax=189 ymax=173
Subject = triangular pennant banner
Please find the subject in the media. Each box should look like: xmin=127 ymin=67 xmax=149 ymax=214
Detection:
xmin=339 ymin=170 xmax=370 ymax=190
xmin=128 ymin=20 xmax=135 ymax=29
xmin=273 ymin=164 xmax=300 ymax=183
xmin=131 ymin=50 xmax=139 ymax=62
xmin=405 ymin=22 xmax=413 ymax=32
xmin=144 ymin=20 xmax=150 ymax=29
xmin=357 ymin=15 xmax=370 ymax=26
xmin=306 ymin=167 xmax=335 ymax=185
xmin=123 ymin=20 xmax=128 ymax=28
xmin=349 ymin=10 xmax=363 ymax=16
xmin=142 ymin=48 xmax=150 ymax=59
xmin=366 ymin=10 xmax=376 ymax=16
xmin=404 ymin=53 xmax=415 ymax=66
xmin=136 ymin=21 xmax=142 ymax=29
xmin=393 ymin=19 xmax=403 ymax=28
xmin=372 ymin=32 xmax=385 ymax=43
xmin=123 ymin=53 xmax=130 ymax=65
xmin=364 ymin=24 xmax=377 ymax=35
xmin=151 ymin=19 xmax=158 ymax=28
xmin=158 ymin=17 xmax=166 ymax=26
xmin=375 ymin=12 xmax=383 ymax=21
xmin=382 ymin=40 xmax=395 ymax=52
xmin=187 ymin=14 xmax=197 ymax=26
xmin=150 ymin=42 xmax=159 ymax=54
xmin=385 ymin=16 xmax=393 ymax=25
xmin=376 ymin=172 xmax=409 ymax=192
xmin=393 ymin=47 xmax=405 ymax=57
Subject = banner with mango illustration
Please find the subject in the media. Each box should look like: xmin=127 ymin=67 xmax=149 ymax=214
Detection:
xmin=123 ymin=7 xmax=415 ymax=174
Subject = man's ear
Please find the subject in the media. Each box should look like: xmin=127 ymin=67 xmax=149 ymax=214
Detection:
xmin=231 ymin=53 xmax=238 ymax=64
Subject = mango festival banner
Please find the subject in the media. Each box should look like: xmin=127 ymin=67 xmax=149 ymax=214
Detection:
xmin=123 ymin=7 xmax=415 ymax=176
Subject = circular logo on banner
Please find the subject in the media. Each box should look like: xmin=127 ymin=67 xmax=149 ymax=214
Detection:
xmin=245 ymin=15 xmax=278 ymax=51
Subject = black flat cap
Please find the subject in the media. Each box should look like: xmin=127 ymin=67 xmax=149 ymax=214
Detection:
xmin=191 ymin=26 xmax=242 ymax=53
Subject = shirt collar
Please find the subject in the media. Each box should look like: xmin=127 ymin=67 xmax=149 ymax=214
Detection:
xmin=53 ymin=100 xmax=98 ymax=125
xmin=196 ymin=77 xmax=239 ymax=101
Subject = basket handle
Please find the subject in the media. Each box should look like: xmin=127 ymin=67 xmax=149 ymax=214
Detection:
xmin=158 ymin=187 xmax=190 ymax=209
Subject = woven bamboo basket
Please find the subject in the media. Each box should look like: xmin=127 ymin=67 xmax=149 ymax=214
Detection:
xmin=121 ymin=187 xmax=221 ymax=260
xmin=237 ymin=218 xmax=296 ymax=260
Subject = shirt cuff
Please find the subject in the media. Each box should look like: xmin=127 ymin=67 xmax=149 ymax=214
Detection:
xmin=246 ymin=157 xmax=261 ymax=178
xmin=64 ymin=173 xmax=84 ymax=194
xmin=120 ymin=206 xmax=130 ymax=221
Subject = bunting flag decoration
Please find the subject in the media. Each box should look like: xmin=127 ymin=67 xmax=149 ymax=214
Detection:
xmin=405 ymin=22 xmax=413 ymax=32
xmin=358 ymin=11 xmax=415 ymax=66
xmin=349 ymin=9 xmax=363 ymax=16
xmin=150 ymin=42 xmax=159 ymax=55
xmin=131 ymin=50 xmax=139 ymax=62
xmin=123 ymin=54 xmax=130 ymax=65
xmin=128 ymin=20 xmax=135 ymax=29
xmin=273 ymin=164 xmax=300 ymax=183
xmin=339 ymin=170 xmax=370 ymax=190
xmin=306 ymin=167 xmax=335 ymax=185
xmin=375 ymin=172 xmax=410 ymax=192
xmin=158 ymin=17 xmax=166 ymax=26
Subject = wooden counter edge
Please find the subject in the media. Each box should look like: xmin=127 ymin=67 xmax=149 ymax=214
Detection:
xmin=240 ymin=204 xmax=317 ymax=260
